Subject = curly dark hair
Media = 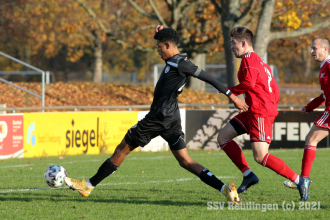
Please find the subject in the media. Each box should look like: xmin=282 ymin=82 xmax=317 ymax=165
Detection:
xmin=230 ymin=27 xmax=253 ymax=46
xmin=154 ymin=28 xmax=180 ymax=45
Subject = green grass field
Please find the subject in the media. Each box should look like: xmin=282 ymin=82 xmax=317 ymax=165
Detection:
xmin=1 ymin=148 xmax=330 ymax=219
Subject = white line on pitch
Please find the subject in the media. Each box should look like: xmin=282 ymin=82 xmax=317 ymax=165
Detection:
xmin=1 ymin=148 xmax=327 ymax=169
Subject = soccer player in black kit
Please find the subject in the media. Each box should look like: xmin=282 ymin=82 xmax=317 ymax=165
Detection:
xmin=65 ymin=25 xmax=248 ymax=204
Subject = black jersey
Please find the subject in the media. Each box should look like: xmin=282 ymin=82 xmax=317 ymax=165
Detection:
xmin=147 ymin=53 xmax=201 ymax=120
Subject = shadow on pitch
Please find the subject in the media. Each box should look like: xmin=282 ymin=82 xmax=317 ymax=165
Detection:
xmin=2 ymin=191 xmax=329 ymax=209
xmin=0 ymin=189 xmax=209 ymax=206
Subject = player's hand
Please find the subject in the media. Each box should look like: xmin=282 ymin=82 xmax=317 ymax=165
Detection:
xmin=301 ymin=106 xmax=309 ymax=114
xmin=230 ymin=94 xmax=248 ymax=112
xmin=155 ymin=25 xmax=164 ymax=33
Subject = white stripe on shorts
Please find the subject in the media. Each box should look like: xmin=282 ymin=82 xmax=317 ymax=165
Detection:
xmin=317 ymin=111 xmax=329 ymax=126
xmin=258 ymin=117 xmax=265 ymax=141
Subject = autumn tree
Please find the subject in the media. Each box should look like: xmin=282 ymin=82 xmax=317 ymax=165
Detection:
xmin=0 ymin=0 xmax=123 ymax=82
xmin=74 ymin=0 xmax=159 ymax=83
xmin=76 ymin=0 xmax=223 ymax=90
xmin=260 ymin=0 xmax=330 ymax=83
xmin=210 ymin=0 xmax=330 ymax=86
xmin=0 ymin=0 xmax=94 ymax=80
xmin=127 ymin=0 xmax=225 ymax=90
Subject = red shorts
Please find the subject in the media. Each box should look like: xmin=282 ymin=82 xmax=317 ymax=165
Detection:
xmin=232 ymin=112 xmax=275 ymax=144
xmin=314 ymin=110 xmax=330 ymax=129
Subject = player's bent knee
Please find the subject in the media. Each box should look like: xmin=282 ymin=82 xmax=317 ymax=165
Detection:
xmin=113 ymin=140 xmax=134 ymax=156
xmin=178 ymin=157 xmax=197 ymax=171
xmin=178 ymin=160 xmax=189 ymax=169
xmin=217 ymin=132 xmax=226 ymax=145
xmin=305 ymin=134 xmax=318 ymax=146
xmin=254 ymin=155 xmax=264 ymax=164
xmin=305 ymin=134 xmax=312 ymax=142
xmin=169 ymin=136 xmax=186 ymax=151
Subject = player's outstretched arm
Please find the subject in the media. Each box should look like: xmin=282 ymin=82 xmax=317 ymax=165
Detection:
xmin=304 ymin=94 xmax=325 ymax=113
xmin=195 ymin=70 xmax=248 ymax=112
xmin=177 ymin=58 xmax=248 ymax=112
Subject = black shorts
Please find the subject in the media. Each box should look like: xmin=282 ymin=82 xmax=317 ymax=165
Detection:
xmin=124 ymin=115 xmax=184 ymax=150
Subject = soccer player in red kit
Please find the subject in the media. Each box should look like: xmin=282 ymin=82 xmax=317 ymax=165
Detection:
xmin=217 ymin=26 xmax=306 ymax=200
xmin=284 ymin=37 xmax=330 ymax=201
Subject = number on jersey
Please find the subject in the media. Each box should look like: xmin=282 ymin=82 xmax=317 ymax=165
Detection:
xmin=265 ymin=67 xmax=272 ymax=92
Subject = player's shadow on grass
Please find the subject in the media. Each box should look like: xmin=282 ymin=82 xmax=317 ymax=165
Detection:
xmin=0 ymin=193 xmax=69 ymax=202
xmin=2 ymin=192 xmax=330 ymax=210
xmin=0 ymin=194 xmax=207 ymax=207
xmin=0 ymin=189 xmax=209 ymax=207
xmin=107 ymin=188 xmax=198 ymax=193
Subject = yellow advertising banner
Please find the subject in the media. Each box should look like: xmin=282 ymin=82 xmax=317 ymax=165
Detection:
xmin=24 ymin=112 xmax=138 ymax=158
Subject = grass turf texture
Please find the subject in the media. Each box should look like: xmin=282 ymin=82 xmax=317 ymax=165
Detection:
xmin=0 ymin=149 xmax=329 ymax=219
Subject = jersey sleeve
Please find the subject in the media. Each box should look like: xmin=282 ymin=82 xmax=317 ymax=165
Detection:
xmin=305 ymin=94 xmax=325 ymax=112
xmin=228 ymin=58 xmax=259 ymax=95
xmin=178 ymin=58 xmax=232 ymax=96
xmin=178 ymin=58 xmax=201 ymax=77
xmin=197 ymin=70 xmax=232 ymax=97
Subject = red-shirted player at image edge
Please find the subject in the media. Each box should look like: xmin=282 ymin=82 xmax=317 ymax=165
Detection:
xmin=283 ymin=37 xmax=330 ymax=201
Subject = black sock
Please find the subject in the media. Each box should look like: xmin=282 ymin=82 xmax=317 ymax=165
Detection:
xmin=89 ymin=158 xmax=119 ymax=187
xmin=199 ymin=168 xmax=224 ymax=191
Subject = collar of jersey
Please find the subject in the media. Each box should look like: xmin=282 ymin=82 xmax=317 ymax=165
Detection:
xmin=320 ymin=55 xmax=330 ymax=68
xmin=165 ymin=53 xmax=187 ymax=62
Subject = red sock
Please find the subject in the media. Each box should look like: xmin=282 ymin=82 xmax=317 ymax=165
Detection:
xmin=220 ymin=140 xmax=250 ymax=173
xmin=301 ymin=145 xmax=316 ymax=178
xmin=262 ymin=153 xmax=298 ymax=182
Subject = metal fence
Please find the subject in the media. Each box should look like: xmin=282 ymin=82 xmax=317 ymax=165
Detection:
xmin=0 ymin=103 xmax=311 ymax=113
xmin=0 ymin=51 xmax=46 ymax=107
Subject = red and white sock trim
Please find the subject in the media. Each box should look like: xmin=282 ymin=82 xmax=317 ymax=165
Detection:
xmin=305 ymin=145 xmax=316 ymax=151
xmin=262 ymin=153 xmax=270 ymax=167
xmin=219 ymin=140 xmax=232 ymax=149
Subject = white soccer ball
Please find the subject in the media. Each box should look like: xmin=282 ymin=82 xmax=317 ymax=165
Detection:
xmin=44 ymin=164 xmax=67 ymax=188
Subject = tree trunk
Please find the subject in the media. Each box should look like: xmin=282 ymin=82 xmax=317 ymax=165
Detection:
xmin=93 ymin=33 xmax=103 ymax=83
xmin=220 ymin=0 xmax=239 ymax=87
xmin=189 ymin=53 xmax=206 ymax=91
xmin=222 ymin=24 xmax=238 ymax=87
xmin=302 ymin=47 xmax=311 ymax=82
xmin=253 ymin=0 xmax=275 ymax=59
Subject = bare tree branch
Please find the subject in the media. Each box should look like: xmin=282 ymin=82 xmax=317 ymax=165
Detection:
xmin=75 ymin=0 xmax=109 ymax=32
xmin=130 ymin=25 xmax=155 ymax=34
xmin=148 ymin=0 xmax=168 ymax=27
xmin=181 ymin=0 xmax=205 ymax=15
xmin=243 ymin=11 xmax=259 ymax=27
xmin=127 ymin=0 xmax=158 ymax=20
xmin=165 ymin=0 xmax=172 ymax=10
xmin=75 ymin=0 xmax=154 ymax=52
xmin=180 ymin=37 xmax=218 ymax=52
xmin=210 ymin=0 xmax=222 ymax=17
xmin=106 ymin=33 xmax=154 ymax=52
xmin=170 ymin=0 xmax=189 ymax=29
xmin=179 ymin=0 xmax=204 ymax=29
xmin=270 ymin=20 xmax=330 ymax=40
xmin=236 ymin=0 xmax=256 ymax=26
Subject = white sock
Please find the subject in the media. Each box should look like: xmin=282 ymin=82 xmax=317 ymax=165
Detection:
xmin=294 ymin=175 xmax=300 ymax=185
xmin=243 ymin=169 xmax=251 ymax=177
xmin=220 ymin=185 xmax=226 ymax=195
xmin=86 ymin=179 xmax=95 ymax=188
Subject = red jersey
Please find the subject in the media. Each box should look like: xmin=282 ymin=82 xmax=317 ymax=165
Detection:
xmin=305 ymin=55 xmax=330 ymax=112
xmin=228 ymin=52 xmax=279 ymax=117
